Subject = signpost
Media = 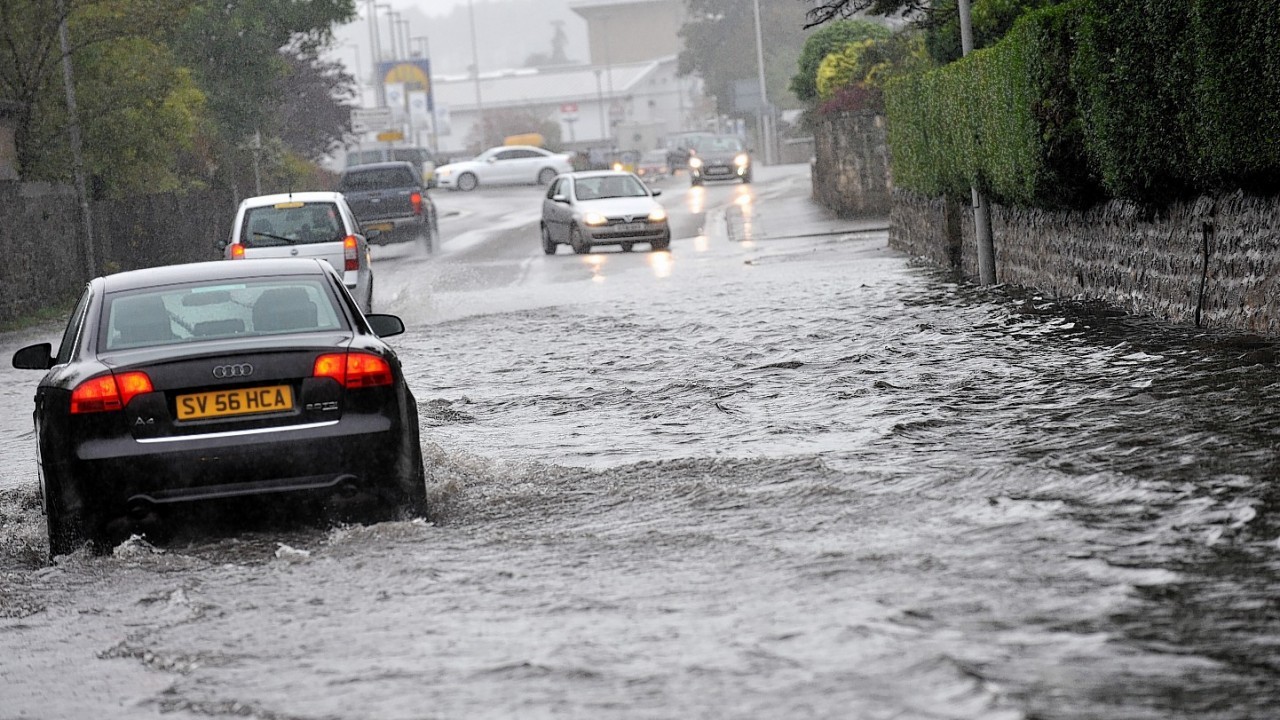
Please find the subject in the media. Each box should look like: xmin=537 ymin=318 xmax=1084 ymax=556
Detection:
xmin=351 ymin=107 xmax=394 ymax=135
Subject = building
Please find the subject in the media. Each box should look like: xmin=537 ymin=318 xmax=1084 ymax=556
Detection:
xmin=569 ymin=0 xmax=685 ymax=66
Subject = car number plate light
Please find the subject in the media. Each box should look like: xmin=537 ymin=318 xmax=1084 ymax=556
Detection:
xmin=176 ymin=385 xmax=295 ymax=421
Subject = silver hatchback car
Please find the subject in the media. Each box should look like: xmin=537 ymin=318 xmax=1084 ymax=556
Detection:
xmin=540 ymin=171 xmax=670 ymax=254
xmin=223 ymin=192 xmax=375 ymax=312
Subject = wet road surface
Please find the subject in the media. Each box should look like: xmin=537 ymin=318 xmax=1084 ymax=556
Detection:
xmin=1 ymin=164 xmax=1278 ymax=718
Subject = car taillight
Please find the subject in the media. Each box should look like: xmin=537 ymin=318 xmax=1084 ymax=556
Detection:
xmin=70 ymin=371 xmax=154 ymax=414
xmin=313 ymin=352 xmax=393 ymax=388
xmin=410 ymin=191 xmax=423 ymax=216
xmin=229 ymin=243 xmax=245 ymax=259
xmin=344 ymin=235 xmax=359 ymax=272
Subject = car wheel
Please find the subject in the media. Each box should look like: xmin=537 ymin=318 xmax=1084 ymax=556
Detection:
xmin=537 ymin=167 xmax=558 ymax=185
xmin=43 ymin=473 xmax=86 ymax=559
xmin=620 ymin=242 xmax=634 ymax=252
xmin=741 ymin=172 xmax=753 ymax=184
xmin=691 ymin=177 xmax=703 ymax=187
xmin=570 ymin=226 xmax=590 ymax=255
xmin=651 ymin=232 xmax=671 ymax=252
xmin=457 ymin=172 xmax=478 ymax=192
xmin=541 ymin=225 xmax=557 ymax=255
xmin=364 ymin=279 xmax=374 ymax=314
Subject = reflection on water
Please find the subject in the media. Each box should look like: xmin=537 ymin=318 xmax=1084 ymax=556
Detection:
xmin=647 ymin=250 xmax=673 ymax=278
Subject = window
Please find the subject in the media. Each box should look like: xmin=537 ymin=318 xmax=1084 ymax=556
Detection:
xmin=101 ymin=279 xmax=345 ymax=351
xmin=573 ymin=174 xmax=648 ymax=200
xmin=338 ymin=167 xmax=418 ymax=191
xmin=55 ymin=287 xmax=91 ymax=364
xmin=241 ymin=202 xmax=346 ymax=248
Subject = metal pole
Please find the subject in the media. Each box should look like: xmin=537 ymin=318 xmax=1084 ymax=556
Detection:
xmin=957 ymin=0 xmax=996 ymax=284
xmin=57 ymin=0 xmax=95 ymax=279
xmin=467 ymin=0 xmax=486 ymax=147
xmin=594 ymin=69 xmax=606 ymax=143
xmin=369 ymin=1 xmax=386 ymax=106
xmin=752 ymin=0 xmax=772 ymax=165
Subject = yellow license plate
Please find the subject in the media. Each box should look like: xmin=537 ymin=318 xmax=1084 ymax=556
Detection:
xmin=176 ymin=385 xmax=294 ymax=420
xmin=368 ymin=222 xmax=394 ymax=231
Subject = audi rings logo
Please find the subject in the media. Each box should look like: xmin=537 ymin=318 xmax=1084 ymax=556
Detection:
xmin=212 ymin=363 xmax=254 ymax=379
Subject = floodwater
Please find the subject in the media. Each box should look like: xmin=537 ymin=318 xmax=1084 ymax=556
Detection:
xmin=1 ymin=166 xmax=1278 ymax=719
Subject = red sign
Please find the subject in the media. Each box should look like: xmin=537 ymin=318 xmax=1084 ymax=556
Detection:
xmin=560 ymin=103 xmax=579 ymax=114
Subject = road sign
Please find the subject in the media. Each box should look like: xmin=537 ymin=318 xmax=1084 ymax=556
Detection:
xmin=376 ymin=130 xmax=405 ymax=143
xmin=560 ymin=102 xmax=579 ymax=116
xmin=351 ymin=107 xmax=394 ymax=134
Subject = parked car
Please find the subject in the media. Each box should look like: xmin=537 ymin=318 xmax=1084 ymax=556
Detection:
xmin=345 ymin=146 xmax=437 ymax=188
xmin=541 ymin=171 xmax=670 ymax=254
xmin=336 ymin=161 xmax=438 ymax=253
xmin=12 ymin=258 xmax=427 ymax=557
xmin=435 ymin=145 xmax=574 ymax=191
xmin=222 ymin=192 xmax=374 ymax=313
xmin=687 ymin=134 xmax=753 ymax=185
xmin=635 ymin=149 xmax=671 ymax=181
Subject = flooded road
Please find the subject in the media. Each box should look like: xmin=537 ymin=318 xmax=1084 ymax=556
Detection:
xmin=2 ymin=164 xmax=1278 ymax=718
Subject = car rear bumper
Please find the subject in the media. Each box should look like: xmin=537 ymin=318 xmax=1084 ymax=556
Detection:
xmin=361 ymin=216 xmax=426 ymax=244
xmin=51 ymin=411 xmax=407 ymax=527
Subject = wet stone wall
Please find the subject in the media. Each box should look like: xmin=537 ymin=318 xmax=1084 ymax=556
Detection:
xmin=811 ymin=111 xmax=892 ymax=218
xmin=891 ymin=189 xmax=1280 ymax=336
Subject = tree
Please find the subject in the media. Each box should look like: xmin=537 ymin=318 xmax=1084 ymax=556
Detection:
xmin=275 ymin=48 xmax=357 ymax=162
xmin=0 ymin=0 xmax=195 ymax=185
xmin=790 ymin=19 xmax=891 ymax=103
xmin=678 ymin=0 xmax=810 ymax=117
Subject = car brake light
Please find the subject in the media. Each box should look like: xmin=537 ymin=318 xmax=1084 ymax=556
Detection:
xmin=344 ymin=235 xmax=359 ymax=272
xmin=410 ymin=191 xmax=423 ymax=216
xmin=70 ymin=371 xmax=154 ymax=414
xmin=313 ymin=352 xmax=393 ymax=388
xmin=229 ymin=243 xmax=245 ymax=259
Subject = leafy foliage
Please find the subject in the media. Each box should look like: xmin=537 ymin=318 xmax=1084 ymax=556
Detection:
xmin=678 ymin=0 xmax=810 ymax=116
xmin=790 ymin=20 xmax=891 ymax=103
xmin=815 ymin=33 xmax=928 ymax=102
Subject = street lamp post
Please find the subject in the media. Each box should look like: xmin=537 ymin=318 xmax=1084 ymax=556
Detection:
xmin=957 ymin=0 xmax=996 ymax=284
xmin=366 ymin=0 xmax=383 ymax=105
xmin=594 ymin=69 xmax=606 ymax=145
xmin=751 ymin=0 xmax=772 ymax=165
xmin=467 ymin=0 xmax=486 ymax=147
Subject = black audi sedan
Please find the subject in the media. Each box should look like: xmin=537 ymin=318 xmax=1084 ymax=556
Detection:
xmin=12 ymin=258 xmax=426 ymax=557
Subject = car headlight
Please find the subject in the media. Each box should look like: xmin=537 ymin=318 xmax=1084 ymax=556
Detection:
xmin=734 ymin=153 xmax=750 ymax=167
xmin=688 ymin=157 xmax=703 ymax=169
xmin=583 ymin=212 xmax=608 ymax=226
xmin=648 ymin=207 xmax=667 ymax=222
xmin=438 ymin=168 xmax=452 ymax=177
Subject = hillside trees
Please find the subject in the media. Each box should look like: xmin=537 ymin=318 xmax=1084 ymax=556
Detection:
xmin=0 ymin=0 xmax=358 ymax=197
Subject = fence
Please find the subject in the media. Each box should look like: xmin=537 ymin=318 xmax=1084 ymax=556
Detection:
xmin=0 ymin=184 xmax=236 ymax=325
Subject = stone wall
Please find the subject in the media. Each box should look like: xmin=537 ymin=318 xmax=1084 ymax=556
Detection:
xmin=890 ymin=189 xmax=1280 ymax=335
xmin=0 ymin=186 xmax=236 ymax=324
xmin=810 ymin=111 xmax=892 ymax=218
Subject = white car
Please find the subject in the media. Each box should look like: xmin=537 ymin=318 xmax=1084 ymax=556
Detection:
xmin=436 ymin=145 xmax=574 ymax=191
xmin=222 ymin=192 xmax=375 ymax=312
xmin=540 ymin=171 xmax=670 ymax=254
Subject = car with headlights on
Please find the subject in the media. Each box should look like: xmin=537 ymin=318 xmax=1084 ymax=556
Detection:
xmin=222 ymin=192 xmax=374 ymax=313
xmin=541 ymin=170 xmax=670 ymax=254
xmin=12 ymin=258 xmax=426 ymax=558
xmin=435 ymin=144 xmax=574 ymax=191
xmin=687 ymin=134 xmax=752 ymax=185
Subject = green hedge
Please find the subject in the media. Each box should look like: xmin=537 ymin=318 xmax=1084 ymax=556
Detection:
xmin=886 ymin=1 xmax=1096 ymax=208
xmin=887 ymin=0 xmax=1280 ymax=208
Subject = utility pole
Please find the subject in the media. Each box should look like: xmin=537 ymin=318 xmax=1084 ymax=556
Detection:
xmin=958 ymin=0 xmax=996 ymax=284
xmin=367 ymin=0 xmax=384 ymax=106
xmin=57 ymin=0 xmax=95 ymax=280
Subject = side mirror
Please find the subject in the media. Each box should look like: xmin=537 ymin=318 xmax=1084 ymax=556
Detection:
xmin=552 ymin=194 xmax=569 ymax=203
xmin=365 ymin=313 xmax=405 ymax=338
xmin=216 ymin=239 xmax=228 ymax=251
xmin=486 ymin=156 xmax=497 ymax=163
xmin=13 ymin=343 xmax=54 ymax=370
xmin=651 ymin=189 xmax=663 ymax=197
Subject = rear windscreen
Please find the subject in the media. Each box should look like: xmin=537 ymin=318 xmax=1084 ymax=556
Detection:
xmin=102 ymin=278 xmax=346 ymax=350
xmin=241 ymin=202 xmax=345 ymax=248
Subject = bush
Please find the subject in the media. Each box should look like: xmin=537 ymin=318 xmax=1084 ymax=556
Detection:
xmin=886 ymin=1 xmax=1097 ymax=208
xmin=791 ymin=20 xmax=892 ymax=103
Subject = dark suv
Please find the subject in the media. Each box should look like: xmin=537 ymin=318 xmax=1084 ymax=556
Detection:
xmin=337 ymin=161 xmax=439 ymax=252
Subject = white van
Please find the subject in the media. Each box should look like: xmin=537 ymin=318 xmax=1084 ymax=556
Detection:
xmin=345 ymin=146 xmax=437 ymax=188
